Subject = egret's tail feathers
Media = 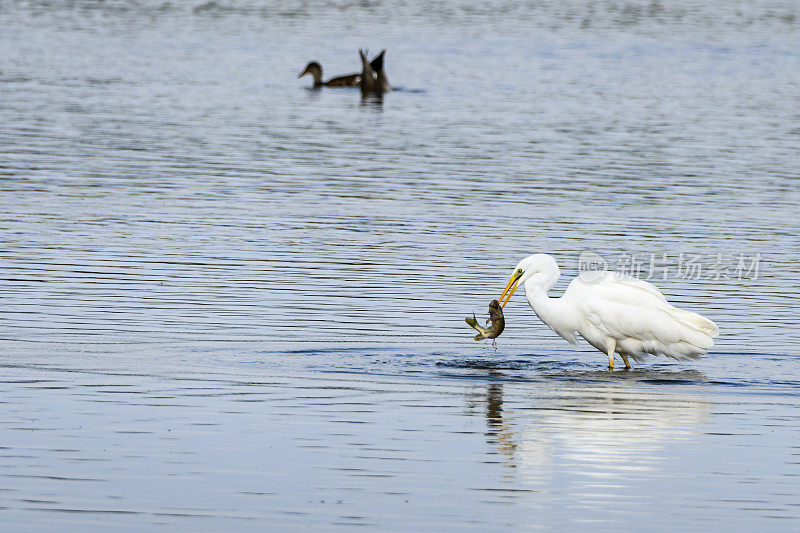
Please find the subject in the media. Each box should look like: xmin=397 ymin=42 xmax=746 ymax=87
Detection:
xmin=671 ymin=308 xmax=718 ymax=336
xmin=623 ymin=306 xmax=717 ymax=362
xmin=663 ymin=307 xmax=718 ymax=349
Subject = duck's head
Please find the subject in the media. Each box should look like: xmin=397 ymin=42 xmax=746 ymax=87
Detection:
xmin=298 ymin=62 xmax=322 ymax=81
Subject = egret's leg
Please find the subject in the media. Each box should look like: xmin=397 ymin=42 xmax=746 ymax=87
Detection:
xmin=620 ymin=353 xmax=631 ymax=370
xmin=605 ymin=339 xmax=616 ymax=371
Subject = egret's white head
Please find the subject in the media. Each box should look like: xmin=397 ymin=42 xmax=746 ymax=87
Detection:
xmin=499 ymin=254 xmax=560 ymax=308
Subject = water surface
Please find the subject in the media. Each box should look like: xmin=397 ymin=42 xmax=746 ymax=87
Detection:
xmin=1 ymin=0 xmax=799 ymax=530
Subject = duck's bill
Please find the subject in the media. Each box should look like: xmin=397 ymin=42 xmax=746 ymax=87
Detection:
xmin=297 ymin=70 xmax=309 ymax=78
xmin=499 ymin=270 xmax=523 ymax=308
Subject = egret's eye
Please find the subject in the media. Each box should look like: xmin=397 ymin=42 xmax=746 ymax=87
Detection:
xmin=516 ymin=269 xmax=523 ymax=276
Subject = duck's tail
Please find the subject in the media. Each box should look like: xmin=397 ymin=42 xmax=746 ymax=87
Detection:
xmin=369 ymin=49 xmax=385 ymax=72
xmin=359 ymin=49 xmax=377 ymax=92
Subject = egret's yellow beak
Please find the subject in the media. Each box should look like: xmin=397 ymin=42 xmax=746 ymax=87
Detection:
xmin=499 ymin=269 xmax=523 ymax=308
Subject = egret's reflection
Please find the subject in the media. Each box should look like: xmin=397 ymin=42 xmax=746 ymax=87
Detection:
xmin=469 ymin=370 xmax=712 ymax=487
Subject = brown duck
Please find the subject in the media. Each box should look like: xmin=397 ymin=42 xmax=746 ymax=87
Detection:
xmin=299 ymin=51 xmax=388 ymax=89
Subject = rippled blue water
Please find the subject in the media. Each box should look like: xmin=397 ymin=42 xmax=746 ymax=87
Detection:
xmin=1 ymin=0 xmax=799 ymax=530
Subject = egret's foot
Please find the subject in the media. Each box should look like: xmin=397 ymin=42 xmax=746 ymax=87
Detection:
xmin=605 ymin=339 xmax=616 ymax=371
xmin=621 ymin=354 xmax=631 ymax=370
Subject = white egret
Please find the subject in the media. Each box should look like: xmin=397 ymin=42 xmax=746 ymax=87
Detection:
xmin=498 ymin=254 xmax=718 ymax=370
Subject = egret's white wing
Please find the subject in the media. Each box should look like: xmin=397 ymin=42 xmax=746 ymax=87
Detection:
xmin=575 ymin=271 xmax=668 ymax=304
xmin=567 ymin=273 xmax=717 ymax=356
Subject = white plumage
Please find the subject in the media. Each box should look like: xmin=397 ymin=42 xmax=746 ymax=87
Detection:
xmin=499 ymin=254 xmax=718 ymax=370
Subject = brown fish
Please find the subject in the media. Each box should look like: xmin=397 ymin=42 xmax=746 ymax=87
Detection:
xmin=465 ymin=299 xmax=505 ymax=341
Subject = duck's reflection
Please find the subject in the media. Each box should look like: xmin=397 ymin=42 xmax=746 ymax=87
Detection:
xmin=468 ymin=370 xmax=712 ymax=485
xmin=360 ymin=92 xmax=384 ymax=109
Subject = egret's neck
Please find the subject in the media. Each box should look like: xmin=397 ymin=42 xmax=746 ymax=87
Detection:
xmin=525 ymin=278 xmax=558 ymax=313
xmin=524 ymin=276 xmax=571 ymax=333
